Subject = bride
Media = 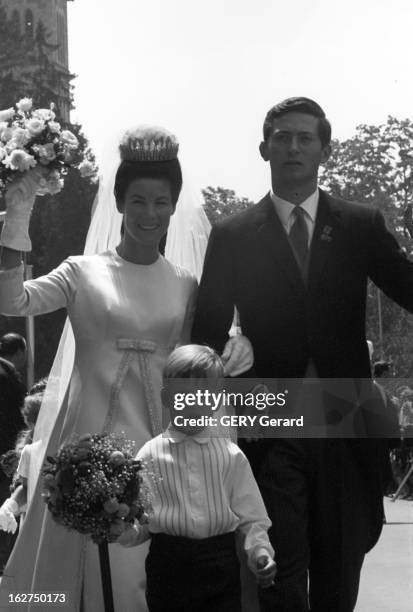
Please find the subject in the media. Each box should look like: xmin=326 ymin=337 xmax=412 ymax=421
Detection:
xmin=0 ymin=125 xmax=252 ymax=611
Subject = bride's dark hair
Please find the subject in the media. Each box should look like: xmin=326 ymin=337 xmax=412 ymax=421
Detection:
xmin=114 ymin=159 xmax=182 ymax=211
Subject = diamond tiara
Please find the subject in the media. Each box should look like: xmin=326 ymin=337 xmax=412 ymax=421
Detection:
xmin=119 ymin=125 xmax=179 ymax=162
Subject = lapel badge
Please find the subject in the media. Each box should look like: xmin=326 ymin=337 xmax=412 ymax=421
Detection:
xmin=320 ymin=225 xmax=333 ymax=242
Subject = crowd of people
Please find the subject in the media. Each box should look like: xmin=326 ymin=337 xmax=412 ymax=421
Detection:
xmin=0 ymin=97 xmax=412 ymax=612
xmin=0 ymin=363 xmax=46 ymax=548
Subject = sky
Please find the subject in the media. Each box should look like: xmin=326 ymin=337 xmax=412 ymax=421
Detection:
xmin=68 ymin=0 xmax=413 ymax=201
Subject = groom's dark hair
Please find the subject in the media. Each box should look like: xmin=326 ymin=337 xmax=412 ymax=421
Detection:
xmin=263 ymin=97 xmax=332 ymax=147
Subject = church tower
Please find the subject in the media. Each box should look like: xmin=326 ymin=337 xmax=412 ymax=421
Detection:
xmin=0 ymin=0 xmax=73 ymax=122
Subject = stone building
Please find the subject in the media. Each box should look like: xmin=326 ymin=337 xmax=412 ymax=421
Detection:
xmin=0 ymin=0 xmax=73 ymax=121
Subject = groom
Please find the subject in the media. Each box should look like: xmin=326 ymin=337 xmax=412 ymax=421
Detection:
xmin=192 ymin=97 xmax=413 ymax=611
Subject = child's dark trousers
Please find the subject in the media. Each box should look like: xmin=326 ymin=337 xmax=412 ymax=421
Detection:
xmin=145 ymin=531 xmax=241 ymax=612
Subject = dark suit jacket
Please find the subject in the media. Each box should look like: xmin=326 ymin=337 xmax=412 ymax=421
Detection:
xmin=192 ymin=190 xmax=413 ymax=379
xmin=192 ymin=190 xmax=413 ymax=547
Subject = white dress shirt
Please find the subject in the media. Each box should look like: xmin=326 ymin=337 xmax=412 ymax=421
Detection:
xmin=118 ymin=427 xmax=274 ymax=569
xmin=270 ymin=188 xmax=319 ymax=246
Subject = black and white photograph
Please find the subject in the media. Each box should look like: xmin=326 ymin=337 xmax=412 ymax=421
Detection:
xmin=0 ymin=1 xmax=412 ymax=610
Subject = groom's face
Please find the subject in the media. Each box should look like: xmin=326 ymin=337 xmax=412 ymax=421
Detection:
xmin=260 ymin=112 xmax=331 ymax=187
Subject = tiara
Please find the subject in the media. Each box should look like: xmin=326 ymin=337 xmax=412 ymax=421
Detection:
xmin=119 ymin=125 xmax=179 ymax=162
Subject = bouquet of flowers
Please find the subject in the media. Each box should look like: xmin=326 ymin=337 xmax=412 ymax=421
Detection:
xmin=0 ymin=97 xmax=95 ymax=198
xmin=42 ymin=433 xmax=149 ymax=544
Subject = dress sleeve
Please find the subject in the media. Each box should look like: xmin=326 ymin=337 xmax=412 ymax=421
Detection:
xmin=179 ymin=276 xmax=198 ymax=345
xmin=230 ymin=448 xmax=274 ymax=570
xmin=17 ymin=444 xmax=31 ymax=479
xmin=191 ymin=224 xmax=236 ymax=352
xmin=0 ymin=257 xmax=80 ymax=317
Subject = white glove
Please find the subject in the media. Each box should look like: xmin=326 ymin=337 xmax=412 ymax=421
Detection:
xmin=0 ymin=497 xmax=19 ymax=533
xmin=0 ymin=168 xmax=42 ymax=252
xmin=222 ymin=334 xmax=254 ymax=376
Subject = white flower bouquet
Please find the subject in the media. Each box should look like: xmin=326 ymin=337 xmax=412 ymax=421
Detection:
xmin=0 ymin=97 xmax=94 ymax=198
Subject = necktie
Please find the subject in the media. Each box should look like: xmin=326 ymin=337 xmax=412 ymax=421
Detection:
xmin=289 ymin=206 xmax=309 ymax=268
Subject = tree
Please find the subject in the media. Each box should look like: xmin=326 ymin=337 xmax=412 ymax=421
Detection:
xmin=320 ymin=117 xmax=413 ymax=376
xmin=0 ymin=4 xmax=98 ymax=380
xmin=202 ymin=186 xmax=253 ymax=225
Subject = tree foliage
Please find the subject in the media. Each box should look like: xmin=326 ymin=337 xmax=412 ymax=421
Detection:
xmin=202 ymin=186 xmax=253 ymax=225
xmin=320 ymin=117 xmax=413 ymax=377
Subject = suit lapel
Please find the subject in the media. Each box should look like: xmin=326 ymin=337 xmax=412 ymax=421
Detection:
xmin=307 ymin=189 xmax=342 ymax=290
xmin=253 ymin=194 xmax=305 ymax=295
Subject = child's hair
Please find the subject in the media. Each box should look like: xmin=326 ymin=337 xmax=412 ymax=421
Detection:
xmin=16 ymin=381 xmax=47 ymax=451
xmin=28 ymin=376 xmax=48 ymax=395
xmin=7 ymin=387 xmax=44 ymax=491
xmin=0 ymin=332 xmax=26 ymax=357
xmin=164 ymin=345 xmax=224 ymax=379
xmin=22 ymin=392 xmax=43 ymax=429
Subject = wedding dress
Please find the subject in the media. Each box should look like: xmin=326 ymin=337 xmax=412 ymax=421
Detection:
xmin=0 ymin=156 xmax=210 ymax=611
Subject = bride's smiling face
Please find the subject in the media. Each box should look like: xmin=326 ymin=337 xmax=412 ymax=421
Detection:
xmin=121 ymin=178 xmax=175 ymax=247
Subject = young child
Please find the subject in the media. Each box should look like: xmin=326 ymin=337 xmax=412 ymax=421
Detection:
xmin=118 ymin=344 xmax=276 ymax=611
xmin=0 ymin=382 xmax=45 ymax=532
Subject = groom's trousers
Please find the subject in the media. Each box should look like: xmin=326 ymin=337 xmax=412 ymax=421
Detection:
xmin=251 ymin=438 xmax=379 ymax=612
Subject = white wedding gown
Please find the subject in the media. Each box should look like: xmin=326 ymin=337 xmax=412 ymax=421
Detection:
xmin=0 ymin=250 xmax=197 ymax=611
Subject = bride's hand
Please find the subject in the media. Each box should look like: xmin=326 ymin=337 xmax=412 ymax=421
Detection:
xmin=1 ymin=167 xmax=44 ymax=252
xmin=221 ymin=334 xmax=254 ymax=377
xmin=5 ymin=166 xmax=43 ymax=206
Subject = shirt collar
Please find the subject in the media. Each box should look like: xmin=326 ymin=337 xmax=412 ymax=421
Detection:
xmin=165 ymin=424 xmax=211 ymax=445
xmin=270 ymin=188 xmax=319 ymax=225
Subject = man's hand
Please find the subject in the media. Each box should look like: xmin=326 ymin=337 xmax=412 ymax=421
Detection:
xmin=254 ymin=553 xmax=277 ymax=588
xmin=221 ymin=334 xmax=254 ymax=376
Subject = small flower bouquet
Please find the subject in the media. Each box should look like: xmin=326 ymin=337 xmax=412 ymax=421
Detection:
xmin=42 ymin=433 xmax=148 ymax=544
xmin=0 ymin=97 xmax=95 ymax=198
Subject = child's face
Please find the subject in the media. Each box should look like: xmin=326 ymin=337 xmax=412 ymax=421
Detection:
xmin=163 ymin=377 xmax=219 ymax=436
